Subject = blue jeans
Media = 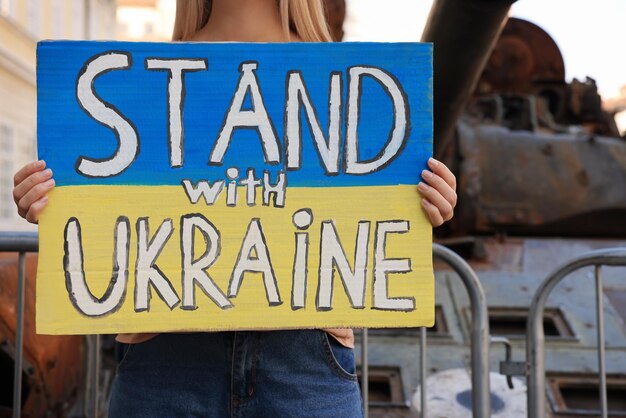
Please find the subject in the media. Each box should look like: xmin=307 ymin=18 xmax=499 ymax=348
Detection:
xmin=108 ymin=330 xmax=363 ymax=417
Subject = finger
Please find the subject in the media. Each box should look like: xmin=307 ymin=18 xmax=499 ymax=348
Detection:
xmin=428 ymin=157 xmax=456 ymax=190
xmin=421 ymin=170 xmax=457 ymax=208
xmin=25 ymin=196 xmax=49 ymax=224
xmin=418 ymin=181 xmax=454 ymax=221
xmin=17 ymin=179 xmax=55 ymax=220
xmin=421 ymin=198 xmax=444 ymax=227
xmin=13 ymin=168 xmax=53 ymax=204
xmin=13 ymin=160 xmax=46 ymax=187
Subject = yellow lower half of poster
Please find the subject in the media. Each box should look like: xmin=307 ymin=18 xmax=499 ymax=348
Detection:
xmin=36 ymin=184 xmax=434 ymax=334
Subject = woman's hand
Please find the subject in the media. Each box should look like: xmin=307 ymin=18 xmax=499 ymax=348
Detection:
xmin=418 ymin=157 xmax=457 ymax=227
xmin=13 ymin=160 xmax=55 ymax=224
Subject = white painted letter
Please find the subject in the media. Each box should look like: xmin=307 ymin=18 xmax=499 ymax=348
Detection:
xmin=262 ymin=170 xmax=286 ymax=207
xmin=286 ymin=71 xmax=342 ymax=174
xmin=181 ymin=179 xmax=225 ymax=205
xmin=291 ymin=209 xmax=314 ymax=310
xmin=317 ymin=221 xmax=370 ymax=310
xmin=346 ymin=66 xmax=409 ymax=174
xmin=373 ymin=221 xmax=414 ymax=311
xmin=226 ymin=167 xmax=239 ymax=207
xmin=63 ymin=217 xmax=129 ymax=316
xmin=181 ymin=215 xmax=232 ymax=309
xmin=146 ymin=58 xmax=208 ymax=167
xmin=209 ymin=62 xmax=280 ymax=165
xmin=76 ymin=52 xmax=139 ymax=177
xmin=240 ymin=168 xmax=261 ymax=206
xmin=134 ymin=218 xmax=180 ymax=312
xmin=229 ymin=218 xmax=282 ymax=306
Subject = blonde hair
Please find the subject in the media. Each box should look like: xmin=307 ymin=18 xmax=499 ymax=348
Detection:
xmin=173 ymin=0 xmax=332 ymax=42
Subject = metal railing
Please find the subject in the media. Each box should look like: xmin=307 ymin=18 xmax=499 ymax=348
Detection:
xmin=431 ymin=243 xmax=492 ymax=417
xmin=361 ymin=243 xmax=491 ymax=418
xmin=18 ymin=235 xmax=621 ymax=418
xmin=5 ymin=234 xmax=494 ymax=418
xmin=0 ymin=232 xmax=38 ymax=418
xmin=526 ymin=248 xmax=626 ymax=418
xmin=0 ymin=232 xmax=101 ymax=418
xmin=5 ymin=233 xmax=491 ymax=418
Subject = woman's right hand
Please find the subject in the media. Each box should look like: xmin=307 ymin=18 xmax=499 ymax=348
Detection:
xmin=13 ymin=160 xmax=55 ymax=224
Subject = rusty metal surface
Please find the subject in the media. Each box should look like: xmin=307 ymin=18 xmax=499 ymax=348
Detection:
xmin=0 ymin=253 xmax=84 ymax=417
xmin=439 ymin=17 xmax=626 ymax=238
xmin=471 ymin=17 xmax=620 ymax=138
xmin=420 ymin=0 xmax=516 ymax=161
xmin=450 ymin=121 xmax=626 ymax=236
xmin=564 ymin=77 xmax=620 ymax=136
xmin=477 ymin=17 xmax=565 ymax=96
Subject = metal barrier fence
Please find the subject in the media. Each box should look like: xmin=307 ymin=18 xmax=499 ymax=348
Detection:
xmin=0 ymin=232 xmax=38 ymax=418
xmin=11 ymin=234 xmax=622 ymax=418
xmin=526 ymin=248 xmax=626 ymax=418
xmin=1 ymin=232 xmax=100 ymax=418
xmin=432 ymin=243 xmax=491 ymax=418
xmin=3 ymin=234 xmax=491 ymax=418
xmin=361 ymin=243 xmax=491 ymax=418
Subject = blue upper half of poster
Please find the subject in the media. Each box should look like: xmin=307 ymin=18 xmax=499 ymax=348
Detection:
xmin=37 ymin=41 xmax=432 ymax=187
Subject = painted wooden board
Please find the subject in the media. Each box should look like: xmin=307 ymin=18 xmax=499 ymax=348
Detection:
xmin=36 ymin=41 xmax=433 ymax=334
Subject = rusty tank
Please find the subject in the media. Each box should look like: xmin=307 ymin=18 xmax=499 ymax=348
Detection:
xmin=361 ymin=1 xmax=626 ymax=417
xmin=431 ymin=16 xmax=626 ymax=239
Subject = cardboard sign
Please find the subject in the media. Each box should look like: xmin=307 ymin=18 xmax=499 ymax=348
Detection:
xmin=36 ymin=41 xmax=433 ymax=334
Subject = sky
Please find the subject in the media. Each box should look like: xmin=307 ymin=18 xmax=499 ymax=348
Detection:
xmin=343 ymin=0 xmax=626 ymax=99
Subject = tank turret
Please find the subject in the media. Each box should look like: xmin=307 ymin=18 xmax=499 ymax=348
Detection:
xmin=421 ymin=0 xmax=517 ymax=161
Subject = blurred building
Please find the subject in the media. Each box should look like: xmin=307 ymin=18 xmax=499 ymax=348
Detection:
xmin=117 ymin=0 xmax=175 ymax=41
xmin=0 ymin=0 xmax=117 ymax=231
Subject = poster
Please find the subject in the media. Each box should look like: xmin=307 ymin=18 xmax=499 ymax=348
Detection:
xmin=36 ymin=41 xmax=433 ymax=334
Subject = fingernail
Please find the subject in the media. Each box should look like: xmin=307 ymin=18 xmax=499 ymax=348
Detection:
xmin=422 ymin=169 xmax=433 ymax=179
xmin=43 ymin=168 xmax=52 ymax=177
xmin=46 ymin=179 xmax=55 ymax=187
xmin=417 ymin=182 xmax=428 ymax=191
xmin=428 ymin=157 xmax=439 ymax=167
xmin=421 ymin=198 xmax=431 ymax=208
xmin=36 ymin=160 xmax=45 ymax=168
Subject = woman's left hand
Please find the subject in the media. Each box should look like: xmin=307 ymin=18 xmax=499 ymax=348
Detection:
xmin=418 ymin=157 xmax=457 ymax=227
